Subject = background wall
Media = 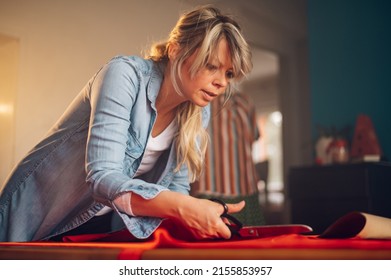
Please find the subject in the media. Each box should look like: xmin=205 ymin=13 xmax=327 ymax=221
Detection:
xmin=308 ymin=0 xmax=391 ymax=160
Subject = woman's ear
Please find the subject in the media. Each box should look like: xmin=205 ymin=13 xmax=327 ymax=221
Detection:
xmin=168 ymin=43 xmax=180 ymax=60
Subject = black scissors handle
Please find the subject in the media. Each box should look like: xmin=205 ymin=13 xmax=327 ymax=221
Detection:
xmin=209 ymin=198 xmax=229 ymax=215
xmin=209 ymin=198 xmax=243 ymax=236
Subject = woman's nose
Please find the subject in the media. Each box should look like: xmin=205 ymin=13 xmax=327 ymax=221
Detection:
xmin=212 ymin=72 xmax=228 ymax=89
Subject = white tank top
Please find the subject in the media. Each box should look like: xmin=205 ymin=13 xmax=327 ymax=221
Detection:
xmin=134 ymin=119 xmax=177 ymax=177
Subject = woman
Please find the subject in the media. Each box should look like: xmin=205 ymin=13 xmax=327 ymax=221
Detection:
xmin=0 ymin=5 xmax=252 ymax=242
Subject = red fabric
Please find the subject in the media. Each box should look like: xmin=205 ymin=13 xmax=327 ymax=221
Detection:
xmin=2 ymin=220 xmax=391 ymax=260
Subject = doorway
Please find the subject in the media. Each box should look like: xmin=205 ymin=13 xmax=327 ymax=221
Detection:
xmin=0 ymin=34 xmax=19 ymax=189
xmin=240 ymin=47 xmax=284 ymax=224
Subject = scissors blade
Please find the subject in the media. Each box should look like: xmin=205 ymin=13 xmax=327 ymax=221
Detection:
xmin=238 ymin=224 xmax=313 ymax=239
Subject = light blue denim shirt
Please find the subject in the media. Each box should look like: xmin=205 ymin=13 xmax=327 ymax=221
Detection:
xmin=0 ymin=55 xmax=210 ymax=241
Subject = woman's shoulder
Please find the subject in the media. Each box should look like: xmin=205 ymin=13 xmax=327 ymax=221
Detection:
xmin=106 ymin=55 xmax=154 ymax=75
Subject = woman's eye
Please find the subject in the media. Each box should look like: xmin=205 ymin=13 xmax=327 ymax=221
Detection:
xmin=226 ymin=71 xmax=235 ymax=79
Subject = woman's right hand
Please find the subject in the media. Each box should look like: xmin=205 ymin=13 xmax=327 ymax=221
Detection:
xmin=130 ymin=191 xmax=245 ymax=240
xmin=174 ymin=196 xmax=246 ymax=240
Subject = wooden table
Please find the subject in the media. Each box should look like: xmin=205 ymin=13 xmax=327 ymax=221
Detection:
xmin=1 ymin=230 xmax=391 ymax=260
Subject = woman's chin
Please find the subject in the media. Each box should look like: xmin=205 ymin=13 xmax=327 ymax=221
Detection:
xmin=194 ymin=100 xmax=210 ymax=107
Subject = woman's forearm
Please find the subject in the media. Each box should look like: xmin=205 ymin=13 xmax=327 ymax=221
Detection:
xmin=130 ymin=190 xmax=192 ymax=220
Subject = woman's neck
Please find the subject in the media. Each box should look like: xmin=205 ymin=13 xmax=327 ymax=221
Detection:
xmin=155 ymin=67 xmax=186 ymax=116
xmin=152 ymin=73 xmax=185 ymax=137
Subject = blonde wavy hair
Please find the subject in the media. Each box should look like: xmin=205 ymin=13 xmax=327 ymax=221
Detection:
xmin=148 ymin=5 xmax=252 ymax=182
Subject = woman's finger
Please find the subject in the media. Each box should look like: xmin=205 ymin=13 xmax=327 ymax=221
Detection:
xmin=226 ymin=200 xmax=246 ymax=214
xmin=217 ymin=220 xmax=232 ymax=239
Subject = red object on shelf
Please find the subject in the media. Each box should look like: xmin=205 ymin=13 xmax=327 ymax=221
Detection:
xmin=350 ymin=114 xmax=382 ymax=159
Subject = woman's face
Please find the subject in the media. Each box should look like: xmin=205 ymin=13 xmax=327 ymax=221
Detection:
xmin=178 ymin=38 xmax=234 ymax=107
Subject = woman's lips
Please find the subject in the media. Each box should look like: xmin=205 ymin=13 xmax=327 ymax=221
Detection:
xmin=202 ymin=90 xmax=218 ymax=101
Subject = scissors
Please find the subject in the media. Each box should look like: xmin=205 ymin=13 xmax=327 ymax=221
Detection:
xmin=209 ymin=198 xmax=244 ymax=236
xmin=209 ymin=198 xmax=313 ymax=239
